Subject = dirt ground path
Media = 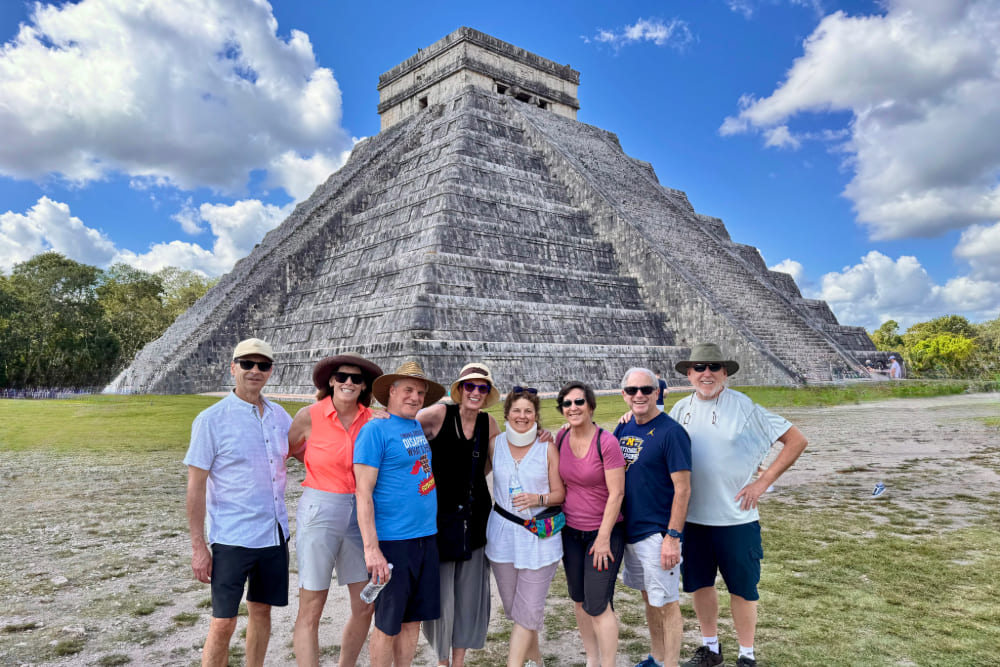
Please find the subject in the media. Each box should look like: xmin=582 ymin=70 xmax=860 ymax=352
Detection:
xmin=1 ymin=392 xmax=997 ymax=666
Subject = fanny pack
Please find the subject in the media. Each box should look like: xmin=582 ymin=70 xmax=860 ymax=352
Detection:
xmin=493 ymin=502 xmax=566 ymax=539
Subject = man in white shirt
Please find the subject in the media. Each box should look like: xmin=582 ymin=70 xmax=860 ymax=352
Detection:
xmin=670 ymin=344 xmax=807 ymax=667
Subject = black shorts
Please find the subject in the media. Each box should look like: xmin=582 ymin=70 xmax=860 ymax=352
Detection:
xmin=373 ymin=536 xmax=441 ymax=636
xmin=210 ymin=535 xmax=289 ymax=618
xmin=561 ymin=522 xmax=626 ymax=617
xmin=680 ymin=521 xmax=763 ymax=601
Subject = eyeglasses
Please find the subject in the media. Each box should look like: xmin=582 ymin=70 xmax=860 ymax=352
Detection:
xmin=333 ymin=371 xmax=365 ymax=384
xmin=236 ymin=359 xmax=273 ymax=372
xmin=560 ymin=397 xmax=587 ymax=408
xmin=462 ymin=382 xmax=491 ymax=394
xmin=623 ymin=385 xmax=656 ymax=396
xmin=511 ymin=386 xmax=538 ymax=394
xmin=691 ymin=363 xmax=724 ymax=373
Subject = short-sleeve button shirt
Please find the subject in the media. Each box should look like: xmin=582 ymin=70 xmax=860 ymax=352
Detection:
xmin=184 ymin=391 xmax=293 ymax=548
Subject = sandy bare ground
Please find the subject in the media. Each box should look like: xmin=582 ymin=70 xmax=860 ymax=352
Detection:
xmin=1 ymin=392 xmax=997 ymax=667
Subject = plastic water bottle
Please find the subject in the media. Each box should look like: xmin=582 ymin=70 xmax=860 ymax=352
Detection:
xmin=872 ymin=482 xmax=886 ymax=498
xmin=509 ymin=468 xmax=525 ymax=515
xmin=360 ymin=563 xmax=393 ymax=603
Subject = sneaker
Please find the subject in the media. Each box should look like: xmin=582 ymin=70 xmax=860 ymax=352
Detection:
xmin=681 ymin=645 xmax=724 ymax=667
xmin=736 ymin=656 xmax=757 ymax=667
xmin=634 ymin=656 xmax=657 ymax=667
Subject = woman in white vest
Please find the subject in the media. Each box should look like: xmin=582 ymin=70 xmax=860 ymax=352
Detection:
xmin=486 ymin=386 xmax=566 ymax=667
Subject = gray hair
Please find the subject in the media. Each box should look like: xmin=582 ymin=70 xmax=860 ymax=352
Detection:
xmin=391 ymin=378 xmax=428 ymax=391
xmin=621 ymin=367 xmax=657 ymax=390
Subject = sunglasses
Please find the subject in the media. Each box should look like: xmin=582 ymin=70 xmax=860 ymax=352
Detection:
xmin=560 ymin=397 xmax=587 ymax=408
xmin=333 ymin=371 xmax=365 ymax=384
xmin=236 ymin=359 xmax=273 ymax=372
xmin=462 ymin=382 xmax=491 ymax=394
xmin=511 ymin=385 xmax=538 ymax=394
xmin=623 ymin=385 xmax=656 ymax=396
xmin=691 ymin=363 xmax=724 ymax=373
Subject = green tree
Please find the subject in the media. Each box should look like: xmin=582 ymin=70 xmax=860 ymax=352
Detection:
xmin=6 ymin=252 xmax=119 ymax=388
xmin=97 ymin=264 xmax=170 ymax=371
xmin=908 ymin=333 xmax=976 ymax=377
xmin=902 ymin=315 xmax=978 ymax=348
xmin=870 ymin=320 xmax=903 ymax=351
xmin=155 ymin=267 xmax=217 ymax=319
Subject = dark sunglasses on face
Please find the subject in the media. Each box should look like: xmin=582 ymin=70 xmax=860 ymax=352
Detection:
xmin=512 ymin=385 xmax=538 ymax=394
xmin=333 ymin=371 xmax=365 ymax=384
xmin=463 ymin=382 xmax=491 ymax=394
xmin=237 ymin=359 xmax=273 ymax=372
xmin=692 ymin=363 xmax=724 ymax=373
xmin=623 ymin=385 xmax=656 ymax=396
xmin=560 ymin=397 xmax=587 ymax=408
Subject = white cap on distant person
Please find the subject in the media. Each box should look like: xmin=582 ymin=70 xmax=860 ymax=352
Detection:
xmin=232 ymin=338 xmax=275 ymax=361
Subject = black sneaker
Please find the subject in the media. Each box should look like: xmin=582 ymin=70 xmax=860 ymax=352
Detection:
xmin=681 ymin=645 xmax=724 ymax=667
xmin=736 ymin=657 xmax=757 ymax=667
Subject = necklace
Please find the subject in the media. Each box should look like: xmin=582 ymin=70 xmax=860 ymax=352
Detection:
xmin=682 ymin=392 xmax=721 ymax=426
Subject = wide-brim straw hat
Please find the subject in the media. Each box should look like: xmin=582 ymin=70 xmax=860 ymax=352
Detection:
xmin=372 ymin=360 xmax=447 ymax=408
xmin=449 ymin=362 xmax=501 ymax=408
xmin=312 ymin=353 xmax=383 ymax=406
xmin=674 ymin=343 xmax=740 ymax=376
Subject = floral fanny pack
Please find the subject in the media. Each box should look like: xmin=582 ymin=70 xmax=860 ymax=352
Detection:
xmin=493 ymin=502 xmax=566 ymax=539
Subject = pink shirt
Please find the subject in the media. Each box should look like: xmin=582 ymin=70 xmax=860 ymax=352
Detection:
xmin=558 ymin=428 xmax=625 ymax=531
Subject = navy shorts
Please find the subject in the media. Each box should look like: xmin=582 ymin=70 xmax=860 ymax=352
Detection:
xmin=680 ymin=521 xmax=763 ymax=601
xmin=374 ymin=536 xmax=441 ymax=636
xmin=210 ymin=534 xmax=289 ymax=618
xmin=561 ymin=522 xmax=626 ymax=617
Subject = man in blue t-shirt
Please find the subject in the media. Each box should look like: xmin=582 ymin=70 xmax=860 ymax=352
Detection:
xmin=655 ymin=370 xmax=668 ymax=411
xmin=354 ymin=360 xmax=447 ymax=667
xmin=614 ymin=367 xmax=691 ymax=667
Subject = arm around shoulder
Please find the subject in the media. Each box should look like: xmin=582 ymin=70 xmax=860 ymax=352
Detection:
xmin=416 ymin=403 xmax=447 ymax=440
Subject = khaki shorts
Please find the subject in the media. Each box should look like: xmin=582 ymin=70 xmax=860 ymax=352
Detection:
xmin=295 ymin=487 xmax=368 ymax=590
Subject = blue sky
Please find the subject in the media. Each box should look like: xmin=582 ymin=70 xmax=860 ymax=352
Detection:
xmin=1 ymin=0 xmax=999 ymax=330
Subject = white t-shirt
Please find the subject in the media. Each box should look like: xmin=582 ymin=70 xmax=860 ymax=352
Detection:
xmin=485 ymin=432 xmax=563 ymax=569
xmin=669 ymin=388 xmax=791 ymax=526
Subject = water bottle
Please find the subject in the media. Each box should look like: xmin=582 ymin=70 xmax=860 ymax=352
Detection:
xmin=872 ymin=482 xmax=886 ymax=498
xmin=360 ymin=563 xmax=393 ymax=603
xmin=509 ymin=468 xmax=525 ymax=515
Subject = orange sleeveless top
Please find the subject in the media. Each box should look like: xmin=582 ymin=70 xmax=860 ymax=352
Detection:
xmin=302 ymin=398 xmax=371 ymax=494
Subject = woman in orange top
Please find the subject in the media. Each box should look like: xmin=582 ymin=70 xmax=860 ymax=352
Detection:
xmin=290 ymin=353 xmax=383 ymax=667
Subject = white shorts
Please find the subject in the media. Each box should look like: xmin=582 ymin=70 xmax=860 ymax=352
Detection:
xmin=295 ymin=487 xmax=369 ymax=590
xmin=622 ymin=532 xmax=681 ymax=607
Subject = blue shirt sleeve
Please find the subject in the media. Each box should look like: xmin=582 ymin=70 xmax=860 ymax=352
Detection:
xmin=664 ymin=424 xmax=692 ymax=474
xmin=183 ymin=412 xmax=216 ymax=470
xmin=353 ymin=420 xmax=385 ymax=468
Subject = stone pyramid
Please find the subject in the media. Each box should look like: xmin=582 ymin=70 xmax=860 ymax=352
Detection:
xmin=108 ymin=27 xmax=876 ymax=395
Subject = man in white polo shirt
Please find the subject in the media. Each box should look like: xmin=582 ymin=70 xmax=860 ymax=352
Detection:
xmin=184 ymin=338 xmax=294 ymax=667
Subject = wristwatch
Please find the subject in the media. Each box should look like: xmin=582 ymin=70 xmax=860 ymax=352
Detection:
xmin=665 ymin=528 xmax=683 ymax=540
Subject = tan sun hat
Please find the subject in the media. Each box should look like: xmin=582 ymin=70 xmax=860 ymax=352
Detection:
xmin=674 ymin=343 xmax=740 ymax=376
xmin=371 ymin=360 xmax=446 ymax=408
xmin=449 ymin=362 xmax=501 ymax=408
xmin=232 ymin=338 xmax=274 ymax=361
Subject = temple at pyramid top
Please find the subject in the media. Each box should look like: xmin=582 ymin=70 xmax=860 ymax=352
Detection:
xmin=108 ymin=27 xmax=883 ymax=396
xmin=377 ymin=27 xmax=580 ymax=130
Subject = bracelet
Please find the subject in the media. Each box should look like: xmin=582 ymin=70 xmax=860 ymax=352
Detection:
xmin=538 ymin=494 xmax=544 ymax=507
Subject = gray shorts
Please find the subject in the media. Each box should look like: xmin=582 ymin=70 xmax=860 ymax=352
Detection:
xmin=622 ymin=532 xmax=681 ymax=606
xmin=295 ymin=487 xmax=368 ymax=590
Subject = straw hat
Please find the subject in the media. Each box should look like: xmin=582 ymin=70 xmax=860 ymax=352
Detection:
xmin=449 ymin=362 xmax=501 ymax=408
xmin=674 ymin=343 xmax=740 ymax=376
xmin=372 ymin=360 xmax=446 ymax=408
xmin=311 ymin=352 xmax=383 ymax=407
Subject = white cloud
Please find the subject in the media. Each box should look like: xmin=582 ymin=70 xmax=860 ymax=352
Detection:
xmin=0 ymin=196 xmax=290 ymax=276
xmin=769 ymin=258 xmax=805 ymax=284
xmin=0 ymin=197 xmax=117 ymax=271
xmin=591 ymin=18 xmax=693 ymax=50
xmin=811 ymin=250 xmax=1000 ymax=328
xmin=763 ymin=125 xmax=801 ymax=149
xmin=953 ymin=221 xmax=1000 ymax=281
xmin=719 ymin=0 xmax=1000 ymax=240
xmin=0 ymin=0 xmax=351 ymax=194
xmin=115 ymin=199 xmax=293 ymax=275
xmin=172 ymin=199 xmax=206 ymax=235
xmin=728 ymin=0 xmax=825 ymax=20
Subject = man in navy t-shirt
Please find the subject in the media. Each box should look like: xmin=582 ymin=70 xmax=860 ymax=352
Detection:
xmin=655 ymin=370 xmax=668 ymax=411
xmin=614 ymin=367 xmax=692 ymax=667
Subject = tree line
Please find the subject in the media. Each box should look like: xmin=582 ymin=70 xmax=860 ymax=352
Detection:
xmin=0 ymin=252 xmax=216 ymax=390
xmin=869 ymin=314 xmax=1000 ymax=379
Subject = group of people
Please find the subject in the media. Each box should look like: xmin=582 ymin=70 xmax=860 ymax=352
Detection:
xmin=185 ymin=338 xmax=807 ymax=667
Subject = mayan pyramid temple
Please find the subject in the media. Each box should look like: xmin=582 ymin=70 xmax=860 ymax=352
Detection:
xmin=108 ymin=27 xmax=878 ymax=395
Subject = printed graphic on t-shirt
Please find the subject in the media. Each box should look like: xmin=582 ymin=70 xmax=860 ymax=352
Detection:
xmin=619 ymin=435 xmax=645 ymax=471
xmin=402 ymin=428 xmax=435 ymax=495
